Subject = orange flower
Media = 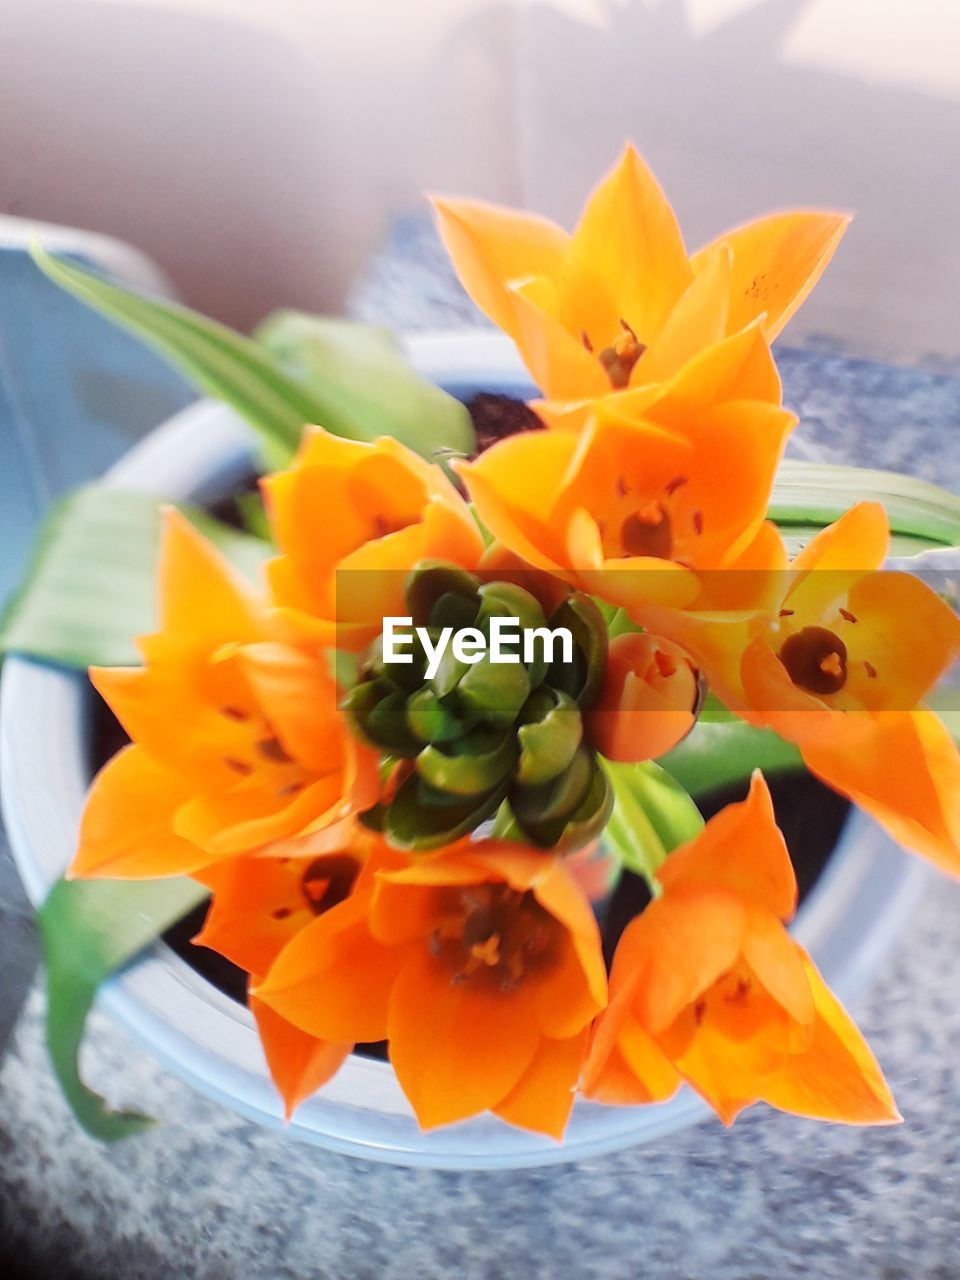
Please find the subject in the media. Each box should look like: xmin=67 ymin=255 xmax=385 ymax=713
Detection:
xmin=642 ymin=502 xmax=960 ymax=873
xmin=587 ymin=632 xmax=699 ymax=762
xmin=435 ymin=144 xmax=848 ymax=400
xmin=194 ymin=832 xmax=387 ymax=1117
xmin=457 ymin=327 xmax=793 ymax=613
xmin=262 ymin=428 xmax=485 ymax=650
xmin=736 ymin=503 xmax=960 ymax=874
xmin=255 ymin=841 xmax=608 ymax=1137
xmin=583 ymin=773 xmax=899 ymax=1125
xmin=70 ymin=510 xmax=378 ymax=880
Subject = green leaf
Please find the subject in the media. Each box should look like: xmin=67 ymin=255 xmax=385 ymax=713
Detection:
xmin=661 ymin=721 xmax=802 ymax=797
xmin=772 ymin=461 xmax=960 ymax=549
xmin=38 ymin=875 xmax=207 ymax=1141
xmin=30 ymin=246 xmax=323 ymax=470
xmin=0 ymin=487 xmax=268 ymax=668
xmin=602 ymin=759 xmax=704 ymax=888
xmin=255 ymin=311 xmax=476 ymax=463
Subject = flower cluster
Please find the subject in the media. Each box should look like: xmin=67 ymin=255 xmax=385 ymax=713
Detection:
xmin=71 ymin=147 xmax=960 ymax=1138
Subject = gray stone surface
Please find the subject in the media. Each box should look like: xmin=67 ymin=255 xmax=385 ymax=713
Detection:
xmin=2 ymin=217 xmax=960 ymax=1278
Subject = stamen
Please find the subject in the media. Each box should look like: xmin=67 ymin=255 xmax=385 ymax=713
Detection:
xmin=220 ymin=705 xmax=249 ymax=721
xmin=596 ymin=318 xmax=646 ymax=389
xmin=272 ymin=907 xmax=293 ymax=921
xmin=616 ymin=475 xmax=630 ymax=497
xmin=621 ymin=503 xmax=673 ymax=559
xmin=839 ymin=608 xmax=858 ymax=624
xmin=652 ymin=650 xmax=678 ymax=681
xmin=779 ymin=609 xmax=795 ymax=618
xmin=864 ymin=660 xmax=878 ymax=679
xmin=692 ymin=509 xmax=704 ymax=537
xmin=580 ymin=330 xmax=594 ymax=353
xmin=665 ymin=475 xmax=688 ymax=496
xmin=224 ymin=757 xmax=252 ymax=775
xmin=820 ymin=651 xmax=843 ymax=679
xmin=300 ymin=855 xmax=359 ymax=915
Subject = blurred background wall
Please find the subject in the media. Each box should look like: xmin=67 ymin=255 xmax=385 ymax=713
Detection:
xmin=1 ymin=0 xmax=957 ymax=364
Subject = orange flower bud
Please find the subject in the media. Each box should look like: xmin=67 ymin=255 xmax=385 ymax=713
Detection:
xmin=587 ymin=633 xmax=699 ymax=762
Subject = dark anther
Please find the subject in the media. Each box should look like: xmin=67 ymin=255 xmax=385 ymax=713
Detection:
xmin=692 ymin=509 xmax=704 ymax=536
xmin=864 ymin=660 xmax=878 ymax=679
xmin=257 ymin=736 xmax=293 ymax=764
xmin=839 ymin=608 xmax=858 ymax=623
xmin=778 ymin=626 xmax=848 ymax=695
xmin=665 ymin=475 xmax=688 ymax=496
xmin=220 ymin=705 xmax=249 ymax=721
xmin=580 ymin=330 xmax=594 ymax=353
xmin=272 ymin=907 xmax=293 ymax=921
xmin=224 ymin=757 xmax=253 ymax=775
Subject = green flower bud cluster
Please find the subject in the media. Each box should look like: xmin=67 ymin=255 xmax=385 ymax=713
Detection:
xmin=343 ymin=561 xmax=613 ymax=852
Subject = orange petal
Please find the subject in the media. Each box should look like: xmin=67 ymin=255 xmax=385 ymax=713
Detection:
xmin=741 ymin=910 xmax=814 ymax=1025
xmin=841 ymin=571 xmax=960 ymax=711
xmin=173 ymin=772 xmax=347 ymax=857
xmin=192 ymin=854 xmax=318 ymax=975
xmin=657 ymin=772 xmax=798 ymax=920
xmin=431 ymin=195 xmax=569 ymax=339
xmin=582 ymin=988 xmax=681 ymax=1104
xmin=157 ymin=507 xmax=262 ymax=644
xmin=254 ymin=893 xmax=399 ymax=1043
xmin=693 ymin=210 xmax=850 ymax=341
xmin=387 ymin=946 xmax=542 ymax=1129
xmin=561 ymin=145 xmax=693 ymax=351
xmin=801 ymin=710 xmax=960 ymax=876
xmin=612 ymin=890 xmax=746 ymax=1035
xmin=238 ymin=642 xmax=348 ymax=774
xmin=791 ymin=502 xmax=889 ymax=577
xmin=760 ymin=959 xmax=900 ymax=1124
xmin=69 ymin=745 xmax=203 ymax=879
xmin=636 ymin=244 xmax=731 ymax=386
xmin=250 ymin=995 xmax=351 ymax=1120
xmin=493 ymin=1027 xmax=590 ymax=1139
xmin=456 ymin=430 xmax=581 ymax=572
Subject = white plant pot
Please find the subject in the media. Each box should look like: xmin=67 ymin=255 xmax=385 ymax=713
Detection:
xmin=0 ymin=332 xmax=932 ymax=1169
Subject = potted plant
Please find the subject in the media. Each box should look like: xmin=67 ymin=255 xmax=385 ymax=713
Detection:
xmin=2 ymin=146 xmax=958 ymax=1169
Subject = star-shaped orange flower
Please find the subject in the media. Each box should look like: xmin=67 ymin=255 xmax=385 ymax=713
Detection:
xmin=435 ymin=144 xmax=848 ymax=401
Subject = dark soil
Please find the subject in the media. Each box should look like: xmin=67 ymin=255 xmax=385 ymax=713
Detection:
xmin=466 ymin=393 xmax=544 ymax=453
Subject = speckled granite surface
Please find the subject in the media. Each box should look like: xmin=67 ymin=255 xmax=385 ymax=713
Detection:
xmin=2 ymin=218 xmax=960 ymax=1279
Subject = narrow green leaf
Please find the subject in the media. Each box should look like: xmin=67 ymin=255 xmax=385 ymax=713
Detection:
xmin=661 ymin=721 xmax=802 ymax=796
xmin=0 ymin=487 xmax=268 ymax=668
xmin=772 ymin=461 xmax=960 ymax=548
xmin=602 ymin=759 xmax=704 ymax=888
xmin=39 ymin=875 xmax=207 ymax=1140
xmin=30 ymin=246 xmax=325 ymax=469
xmin=255 ymin=311 xmax=476 ymax=463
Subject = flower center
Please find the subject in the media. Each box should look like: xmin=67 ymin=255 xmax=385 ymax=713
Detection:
xmin=620 ymin=501 xmax=673 ymax=559
xmin=582 ymin=319 xmax=646 ymax=389
xmin=300 ymin=854 xmax=360 ymax=915
xmin=778 ymin=625 xmax=848 ymax=695
xmin=429 ymin=884 xmax=556 ymax=991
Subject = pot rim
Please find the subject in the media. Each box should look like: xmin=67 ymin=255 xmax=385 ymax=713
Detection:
xmin=0 ymin=330 xmax=931 ymax=1170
